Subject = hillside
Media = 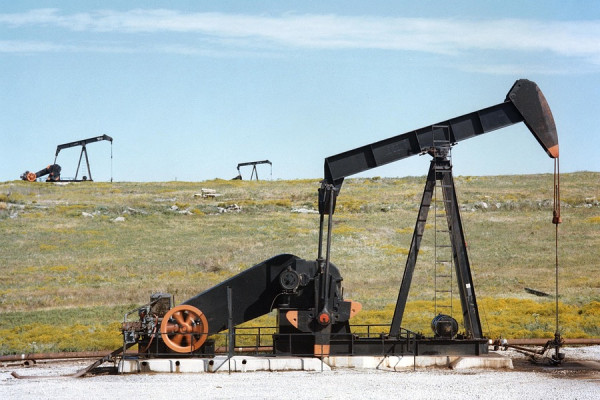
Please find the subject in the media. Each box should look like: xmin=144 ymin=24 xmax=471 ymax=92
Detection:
xmin=0 ymin=172 xmax=599 ymax=354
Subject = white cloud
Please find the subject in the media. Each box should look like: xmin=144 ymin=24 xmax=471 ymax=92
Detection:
xmin=0 ymin=39 xmax=66 ymax=53
xmin=1 ymin=9 xmax=599 ymax=69
xmin=458 ymin=62 xmax=575 ymax=76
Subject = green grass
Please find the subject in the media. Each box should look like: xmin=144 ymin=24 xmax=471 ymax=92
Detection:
xmin=0 ymin=172 xmax=598 ymax=354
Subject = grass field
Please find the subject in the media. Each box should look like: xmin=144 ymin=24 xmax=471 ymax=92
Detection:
xmin=1 ymin=172 xmax=599 ymax=354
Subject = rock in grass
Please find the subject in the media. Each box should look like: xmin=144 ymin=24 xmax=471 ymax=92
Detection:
xmin=291 ymin=207 xmax=318 ymax=214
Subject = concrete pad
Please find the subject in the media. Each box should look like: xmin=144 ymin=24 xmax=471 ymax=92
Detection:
xmin=236 ymin=357 xmax=263 ymax=372
xmin=324 ymin=353 xmax=513 ymax=371
xmin=175 ymin=359 xmax=208 ymax=373
xmin=140 ymin=359 xmax=172 ymax=373
xmin=117 ymin=353 xmax=511 ymax=374
xmin=118 ymin=359 xmax=139 ymax=373
xmin=268 ymin=357 xmax=307 ymax=371
xmin=324 ymin=356 xmax=382 ymax=369
xmin=269 ymin=357 xmax=330 ymax=371
xmin=118 ymin=358 xmax=210 ymax=373
xmin=119 ymin=356 xmax=330 ymax=374
xmin=300 ymin=358 xmax=331 ymax=371
xmin=380 ymin=356 xmax=419 ymax=370
xmin=206 ymin=356 xmax=238 ymax=372
xmin=449 ymin=354 xmax=513 ymax=370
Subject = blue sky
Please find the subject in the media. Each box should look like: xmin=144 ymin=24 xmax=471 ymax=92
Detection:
xmin=1 ymin=1 xmax=599 ymax=182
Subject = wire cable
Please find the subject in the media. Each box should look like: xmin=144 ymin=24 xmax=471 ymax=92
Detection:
xmin=553 ymin=158 xmax=561 ymax=335
xmin=110 ymin=140 xmax=113 ymax=183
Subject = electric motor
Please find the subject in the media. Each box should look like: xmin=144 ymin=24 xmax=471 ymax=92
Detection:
xmin=431 ymin=314 xmax=459 ymax=338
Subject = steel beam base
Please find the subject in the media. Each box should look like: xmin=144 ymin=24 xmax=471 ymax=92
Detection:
xmin=273 ymin=334 xmax=489 ymax=357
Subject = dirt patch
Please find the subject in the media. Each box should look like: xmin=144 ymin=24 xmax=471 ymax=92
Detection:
xmin=512 ymin=358 xmax=600 ymax=382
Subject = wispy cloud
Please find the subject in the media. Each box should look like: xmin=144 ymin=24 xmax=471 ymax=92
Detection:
xmin=1 ymin=9 xmax=599 ymax=71
xmin=457 ymin=62 xmax=580 ymax=76
xmin=0 ymin=39 xmax=66 ymax=53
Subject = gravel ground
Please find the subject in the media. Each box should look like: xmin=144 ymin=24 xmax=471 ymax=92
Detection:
xmin=2 ymin=347 xmax=599 ymax=400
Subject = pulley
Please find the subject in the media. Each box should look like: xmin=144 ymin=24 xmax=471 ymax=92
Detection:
xmin=160 ymin=305 xmax=209 ymax=353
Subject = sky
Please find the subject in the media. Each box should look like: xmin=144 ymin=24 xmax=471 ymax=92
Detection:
xmin=1 ymin=1 xmax=599 ymax=182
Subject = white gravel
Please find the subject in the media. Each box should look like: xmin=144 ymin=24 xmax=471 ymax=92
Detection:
xmin=2 ymin=347 xmax=599 ymax=400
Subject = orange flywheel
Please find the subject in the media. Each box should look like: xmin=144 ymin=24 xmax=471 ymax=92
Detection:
xmin=26 ymin=172 xmax=37 ymax=182
xmin=160 ymin=305 xmax=209 ymax=353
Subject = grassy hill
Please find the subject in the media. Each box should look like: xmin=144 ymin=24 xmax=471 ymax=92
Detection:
xmin=1 ymin=172 xmax=599 ymax=354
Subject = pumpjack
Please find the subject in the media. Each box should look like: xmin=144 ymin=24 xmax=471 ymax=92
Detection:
xmin=123 ymin=79 xmax=559 ymax=358
xmin=231 ymin=160 xmax=272 ymax=181
xmin=21 ymin=135 xmax=112 ymax=182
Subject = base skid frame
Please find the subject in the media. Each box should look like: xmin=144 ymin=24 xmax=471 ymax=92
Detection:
xmin=273 ymin=334 xmax=489 ymax=357
xmin=330 ymin=337 xmax=490 ymax=357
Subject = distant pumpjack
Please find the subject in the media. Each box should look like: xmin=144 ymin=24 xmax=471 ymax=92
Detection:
xmin=232 ymin=160 xmax=272 ymax=180
xmin=54 ymin=134 xmax=113 ymax=182
xmin=20 ymin=134 xmax=113 ymax=182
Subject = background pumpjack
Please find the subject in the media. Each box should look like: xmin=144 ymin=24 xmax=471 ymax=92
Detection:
xmin=21 ymin=134 xmax=113 ymax=182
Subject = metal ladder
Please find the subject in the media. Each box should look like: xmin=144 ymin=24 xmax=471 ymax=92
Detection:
xmin=432 ymin=133 xmax=454 ymax=317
